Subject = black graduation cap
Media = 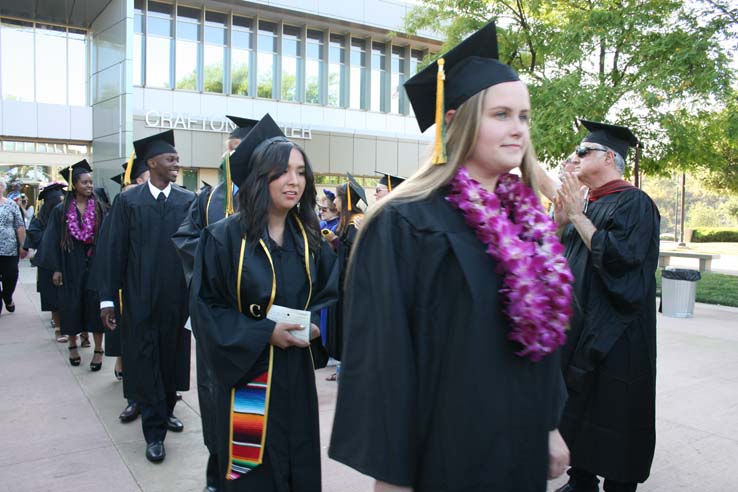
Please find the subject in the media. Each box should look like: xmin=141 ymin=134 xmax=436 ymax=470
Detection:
xmin=377 ymin=172 xmax=405 ymax=192
xmin=38 ymin=182 xmax=66 ymax=201
xmin=111 ymin=173 xmax=124 ymax=186
xmin=229 ymin=113 xmax=288 ymax=187
xmin=404 ymin=22 xmax=518 ymax=133
xmin=227 ymin=115 xmax=259 ymax=140
xmin=133 ymin=130 xmax=176 ymax=162
xmin=60 ymin=159 xmax=93 ymax=184
xmin=580 ymin=119 xmax=640 ymax=160
xmin=120 ymin=157 xmax=149 ymax=182
xmin=345 ymin=173 xmax=367 ymax=211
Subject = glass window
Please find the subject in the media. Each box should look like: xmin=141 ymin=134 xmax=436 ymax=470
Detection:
xmin=328 ymin=34 xmax=346 ymax=107
xmin=1 ymin=20 xmax=35 ymax=102
xmin=68 ymin=29 xmax=87 ymax=106
xmin=35 ymin=24 xmax=68 ymax=105
xmin=134 ymin=0 xmax=145 ymax=86
xmin=182 ymin=169 xmax=198 ymax=191
xmin=370 ymin=42 xmax=387 ymax=112
xmin=231 ymin=15 xmax=253 ymax=96
xmin=68 ymin=144 xmax=88 ymax=154
xmin=175 ymin=5 xmax=200 ymax=90
xmin=390 ymin=46 xmax=406 ymax=114
xmin=257 ymin=21 xmax=277 ymax=98
xmin=203 ymin=11 xmax=226 ymax=93
xmin=350 ymin=38 xmax=367 ymax=110
xmin=146 ymin=1 xmax=173 ymax=88
xmin=281 ymin=25 xmax=302 ymax=101
xmin=305 ymin=29 xmax=323 ymax=104
xmin=408 ymin=49 xmax=424 ymax=116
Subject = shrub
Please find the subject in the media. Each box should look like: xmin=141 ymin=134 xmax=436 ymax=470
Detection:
xmin=691 ymin=227 xmax=738 ymax=243
xmin=660 ymin=233 xmax=676 ymax=241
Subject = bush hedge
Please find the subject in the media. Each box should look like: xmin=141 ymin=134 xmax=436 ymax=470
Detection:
xmin=691 ymin=227 xmax=738 ymax=243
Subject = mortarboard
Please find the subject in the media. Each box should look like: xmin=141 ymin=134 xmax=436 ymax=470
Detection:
xmin=579 ymin=119 xmax=640 ymax=161
xmin=323 ymin=189 xmax=336 ymax=201
xmin=133 ymin=130 xmax=176 ymax=163
xmin=60 ymin=159 xmax=93 ymax=184
xmin=404 ymin=21 xmax=519 ymax=164
xmin=111 ymin=173 xmax=124 ymax=186
xmin=344 ymin=173 xmax=367 ymax=211
xmin=377 ymin=172 xmax=405 ymax=192
xmin=226 ymin=115 xmax=259 ymax=140
xmin=38 ymin=182 xmax=67 ymax=201
xmin=120 ymin=156 xmax=149 ymax=186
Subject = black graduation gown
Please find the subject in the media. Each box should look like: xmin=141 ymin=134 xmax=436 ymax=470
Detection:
xmin=324 ymin=220 xmax=358 ymax=361
xmin=171 ymin=181 xmax=228 ymax=455
xmin=94 ymin=183 xmax=195 ymax=405
xmin=36 ymin=203 xmax=105 ymax=335
xmin=329 ymin=191 xmax=566 ymax=492
xmin=189 ymin=213 xmax=338 ymax=491
xmin=24 ymin=213 xmax=59 ymax=311
xmin=558 ymin=189 xmax=660 ymax=483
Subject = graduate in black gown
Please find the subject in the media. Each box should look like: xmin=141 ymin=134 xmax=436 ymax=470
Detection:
xmin=172 ymin=114 xmax=257 ymax=492
xmin=189 ymin=114 xmax=338 ymax=491
xmin=323 ymin=173 xmax=366 ymax=366
xmin=37 ymin=160 xmax=108 ymax=370
xmin=373 ymin=171 xmax=405 ymax=202
xmin=95 ymin=130 xmax=195 ymax=463
xmin=329 ymin=22 xmax=572 ymax=492
xmin=552 ymin=121 xmax=659 ymax=492
xmin=23 ymin=182 xmax=65 ymax=340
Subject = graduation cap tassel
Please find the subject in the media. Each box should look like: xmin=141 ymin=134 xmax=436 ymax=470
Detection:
xmin=225 ymin=152 xmax=235 ymax=216
xmin=388 ymin=178 xmax=392 ymax=193
xmin=431 ymin=58 xmax=448 ymax=165
xmin=346 ymin=181 xmax=352 ymax=212
xmin=633 ymin=143 xmax=642 ymax=189
xmin=123 ymin=151 xmax=136 ymax=187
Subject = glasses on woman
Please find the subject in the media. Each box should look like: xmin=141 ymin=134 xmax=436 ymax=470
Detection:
xmin=575 ymin=146 xmax=609 ymax=157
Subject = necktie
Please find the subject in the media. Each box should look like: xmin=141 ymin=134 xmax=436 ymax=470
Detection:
xmin=157 ymin=191 xmax=166 ymax=212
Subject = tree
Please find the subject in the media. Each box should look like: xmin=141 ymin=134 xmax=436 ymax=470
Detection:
xmin=405 ymin=0 xmax=736 ymax=173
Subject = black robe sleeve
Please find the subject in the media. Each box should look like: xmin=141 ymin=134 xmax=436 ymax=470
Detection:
xmin=189 ymin=225 xmax=277 ymax=390
xmin=172 ymin=188 xmax=209 ymax=286
xmin=307 ymin=240 xmax=340 ymax=369
xmin=329 ymin=206 xmax=420 ymax=486
xmin=24 ymin=214 xmax=46 ymax=250
xmin=93 ymin=193 xmax=130 ymax=302
xmin=87 ymin=211 xmax=116 ymax=302
xmin=35 ymin=205 xmax=63 ymax=273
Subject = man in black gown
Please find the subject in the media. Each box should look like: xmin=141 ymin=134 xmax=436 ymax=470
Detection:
xmin=172 ymin=115 xmax=256 ymax=492
xmin=554 ymin=121 xmax=660 ymax=492
xmin=96 ymin=130 xmax=196 ymax=463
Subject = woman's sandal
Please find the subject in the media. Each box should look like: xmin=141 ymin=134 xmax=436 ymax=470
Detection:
xmin=325 ymin=373 xmax=337 ymax=381
xmin=90 ymin=350 xmax=104 ymax=372
xmin=80 ymin=333 xmax=91 ymax=348
xmin=68 ymin=345 xmax=81 ymax=366
xmin=54 ymin=328 xmax=68 ymax=343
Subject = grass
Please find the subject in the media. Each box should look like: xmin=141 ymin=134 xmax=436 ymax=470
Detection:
xmin=656 ymin=270 xmax=738 ymax=308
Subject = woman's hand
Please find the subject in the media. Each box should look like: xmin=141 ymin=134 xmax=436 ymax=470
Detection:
xmin=548 ymin=429 xmax=570 ymax=479
xmin=101 ymin=307 xmax=117 ymax=330
xmin=270 ymin=322 xmax=310 ymax=349
xmin=52 ymin=271 xmax=63 ymax=286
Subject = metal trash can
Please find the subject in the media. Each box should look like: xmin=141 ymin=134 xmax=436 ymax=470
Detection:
xmin=661 ymin=267 xmax=701 ymax=318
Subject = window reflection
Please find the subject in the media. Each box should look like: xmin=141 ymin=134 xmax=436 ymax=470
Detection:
xmin=257 ymin=21 xmax=277 ymax=98
xmin=305 ymin=29 xmax=323 ymax=104
xmin=134 ymin=0 xmax=144 ymax=86
xmin=370 ymin=42 xmax=387 ymax=112
xmin=391 ymin=46 xmax=406 ymax=114
xmin=408 ymin=49 xmax=424 ymax=116
xmin=350 ymin=38 xmax=367 ymax=110
xmin=1 ymin=20 xmax=35 ymax=102
xmin=175 ymin=6 xmax=200 ymax=90
xmin=68 ymin=29 xmax=87 ymax=106
xmin=36 ymin=24 xmax=68 ymax=105
xmin=328 ymin=34 xmax=346 ymax=107
xmin=231 ymin=15 xmax=253 ymax=96
xmin=204 ymin=11 xmax=226 ymax=93
xmin=282 ymin=25 xmax=302 ymax=101
xmin=146 ymin=1 xmax=172 ymax=88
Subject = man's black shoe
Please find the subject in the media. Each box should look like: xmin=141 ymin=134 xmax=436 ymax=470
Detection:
xmin=167 ymin=415 xmax=184 ymax=432
xmin=119 ymin=402 xmax=140 ymax=423
xmin=203 ymin=487 xmax=218 ymax=492
xmin=146 ymin=441 xmax=166 ymax=462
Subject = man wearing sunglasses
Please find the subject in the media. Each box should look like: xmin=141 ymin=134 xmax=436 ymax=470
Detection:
xmin=553 ymin=120 xmax=660 ymax=492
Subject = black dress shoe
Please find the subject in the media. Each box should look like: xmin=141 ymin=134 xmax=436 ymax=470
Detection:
xmin=167 ymin=415 xmax=184 ymax=432
xmin=119 ymin=402 xmax=140 ymax=423
xmin=146 ymin=441 xmax=166 ymax=463
xmin=203 ymin=486 xmax=218 ymax=492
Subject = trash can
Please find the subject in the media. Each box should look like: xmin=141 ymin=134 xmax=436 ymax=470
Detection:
xmin=661 ymin=268 xmax=701 ymax=318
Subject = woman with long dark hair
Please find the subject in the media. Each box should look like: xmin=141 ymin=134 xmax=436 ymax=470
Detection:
xmin=189 ymin=114 xmax=338 ymax=491
xmin=23 ymin=182 xmax=66 ymax=341
xmin=37 ymin=160 xmax=108 ymax=370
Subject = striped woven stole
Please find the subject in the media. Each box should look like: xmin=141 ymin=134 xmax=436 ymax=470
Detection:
xmin=227 ymin=369 xmax=270 ymax=479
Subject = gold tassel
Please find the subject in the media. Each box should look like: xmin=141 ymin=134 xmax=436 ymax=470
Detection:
xmin=388 ymin=177 xmax=392 ymax=193
xmin=431 ymin=57 xmax=447 ymax=165
xmin=225 ymin=153 xmax=234 ymax=216
xmin=346 ymin=181 xmax=352 ymax=212
xmin=123 ymin=151 xmax=136 ymax=186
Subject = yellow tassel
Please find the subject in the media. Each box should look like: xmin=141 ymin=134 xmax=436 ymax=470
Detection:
xmin=388 ymin=177 xmax=392 ymax=193
xmin=431 ymin=57 xmax=447 ymax=165
xmin=225 ymin=153 xmax=234 ymax=216
xmin=123 ymin=151 xmax=136 ymax=186
xmin=346 ymin=181 xmax=352 ymax=212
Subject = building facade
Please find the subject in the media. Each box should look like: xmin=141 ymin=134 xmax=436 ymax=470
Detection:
xmin=0 ymin=0 xmax=441 ymax=202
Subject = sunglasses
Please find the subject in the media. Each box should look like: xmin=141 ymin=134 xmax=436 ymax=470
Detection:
xmin=575 ymin=146 xmax=609 ymax=157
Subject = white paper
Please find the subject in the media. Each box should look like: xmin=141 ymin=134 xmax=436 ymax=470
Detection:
xmin=266 ymin=305 xmax=312 ymax=343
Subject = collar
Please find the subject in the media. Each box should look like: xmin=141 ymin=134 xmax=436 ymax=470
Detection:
xmin=233 ymin=183 xmax=239 ymax=196
xmin=148 ymin=180 xmax=172 ymax=200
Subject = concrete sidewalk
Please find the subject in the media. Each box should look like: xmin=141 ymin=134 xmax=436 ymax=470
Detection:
xmin=1 ymin=259 xmax=737 ymax=491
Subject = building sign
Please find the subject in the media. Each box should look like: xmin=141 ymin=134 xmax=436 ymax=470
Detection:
xmin=144 ymin=110 xmax=312 ymax=139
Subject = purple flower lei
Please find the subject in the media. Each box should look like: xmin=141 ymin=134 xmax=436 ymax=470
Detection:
xmin=446 ymin=167 xmax=574 ymax=361
xmin=66 ymin=196 xmax=96 ymax=244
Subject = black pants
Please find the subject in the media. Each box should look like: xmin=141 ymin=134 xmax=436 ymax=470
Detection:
xmin=0 ymin=255 xmax=19 ymax=306
xmin=140 ymin=392 xmax=177 ymax=444
xmin=206 ymin=453 xmax=219 ymax=488
xmin=568 ymin=468 xmax=638 ymax=492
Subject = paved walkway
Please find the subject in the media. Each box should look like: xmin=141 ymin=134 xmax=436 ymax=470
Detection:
xmin=1 ymin=260 xmax=737 ymax=491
